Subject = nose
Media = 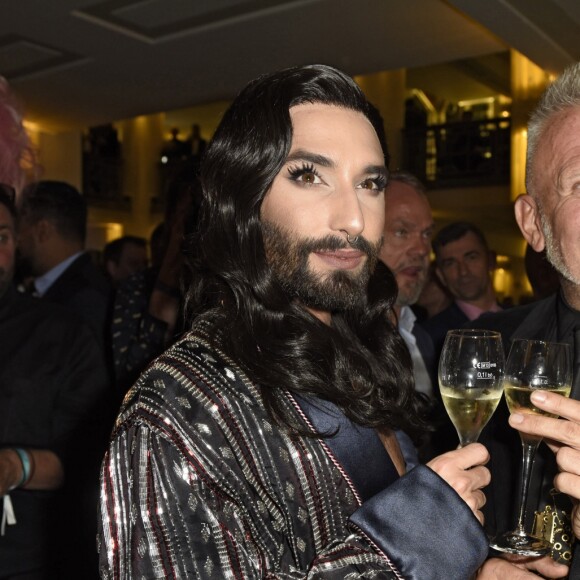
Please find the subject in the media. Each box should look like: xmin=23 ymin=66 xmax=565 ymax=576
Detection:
xmin=410 ymin=234 xmax=430 ymax=257
xmin=458 ymin=259 xmax=470 ymax=276
xmin=329 ymin=185 xmax=364 ymax=241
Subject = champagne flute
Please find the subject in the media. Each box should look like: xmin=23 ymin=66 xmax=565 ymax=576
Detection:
xmin=439 ymin=329 xmax=505 ymax=447
xmin=490 ymin=339 xmax=572 ymax=556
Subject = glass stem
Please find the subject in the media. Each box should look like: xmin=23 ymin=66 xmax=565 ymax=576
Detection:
xmin=515 ymin=438 xmax=541 ymax=535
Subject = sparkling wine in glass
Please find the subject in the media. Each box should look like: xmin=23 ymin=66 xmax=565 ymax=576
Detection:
xmin=490 ymin=339 xmax=572 ymax=556
xmin=439 ymin=329 xmax=505 ymax=447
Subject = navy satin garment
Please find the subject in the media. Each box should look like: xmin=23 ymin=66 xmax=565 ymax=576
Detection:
xmin=294 ymin=395 xmax=399 ymax=502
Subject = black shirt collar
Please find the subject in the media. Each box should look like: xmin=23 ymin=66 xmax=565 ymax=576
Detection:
xmin=556 ymin=290 xmax=580 ymax=343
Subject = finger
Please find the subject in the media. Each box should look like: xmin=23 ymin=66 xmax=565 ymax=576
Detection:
xmin=477 ymin=556 xmax=565 ymax=579
xmin=465 ymin=489 xmax=487 ymax=513
xmin=553 ymin=472 xmax=580 ymax=500
xmin=509 ymin=413 xmax=580 ymax=449
xmin=531 ymin=391 xmax=580 ymax=423
xmin=469 ymin=465 xmax=491 ymax=489
xmin=518 ymin=554 xmax=570 ymax=578
xmin=451 ymin=442 xmax=490 ymax=469
xmin=573 ymin=504 xmax=580 ymax=538
xmin=426 ymin=444 xmax=489 ymax=476
xmin=451 ymin=466 xmax=491 ymax=496
xmin=555 ymin=447 xmax=580 ymax=475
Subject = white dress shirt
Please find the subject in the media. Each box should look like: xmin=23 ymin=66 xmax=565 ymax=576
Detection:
xmin=398 ymin=305 xmax=433 ymax=398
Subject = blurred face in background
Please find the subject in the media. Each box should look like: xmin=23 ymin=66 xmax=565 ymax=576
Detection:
xmin=379 ymin=181 xmax=433 ymax=308
xmin=106 ymin=241 xmax=148 ymax=284
xmin=436 ymin=231 xmax=493 ymax=303
xmin=0 ymin=203 xmax=16 ymax=297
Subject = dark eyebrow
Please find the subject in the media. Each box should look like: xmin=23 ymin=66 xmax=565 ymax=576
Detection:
xmin=367 ymin=165 xmax=388 ymax=177
xmin=285 ymin=149 xmax=334 ymax=168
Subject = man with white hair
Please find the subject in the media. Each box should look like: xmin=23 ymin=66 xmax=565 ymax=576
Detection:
xmin=474 ymin=62 xmax=580 ymax=577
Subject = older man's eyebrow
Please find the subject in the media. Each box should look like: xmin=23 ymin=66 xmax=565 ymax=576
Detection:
xmin=284 ymin=149 xmax=334 ymax=168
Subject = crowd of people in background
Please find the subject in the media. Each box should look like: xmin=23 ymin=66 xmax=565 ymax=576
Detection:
xmin=1 ymin=60 xmax=580 ymax=579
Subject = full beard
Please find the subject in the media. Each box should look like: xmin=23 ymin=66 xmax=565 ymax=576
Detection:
xmin=395 ymin=265 xmax=427 ymax=307
xmin=262 ymin=221 xmax=382 ymax=312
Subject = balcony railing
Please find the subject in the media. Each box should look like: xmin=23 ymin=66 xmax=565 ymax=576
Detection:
xmin=402 ymin=118 xmax=511 ymax=188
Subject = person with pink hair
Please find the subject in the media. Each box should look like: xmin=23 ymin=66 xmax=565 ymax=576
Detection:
xmin=0 ymin=77 xmax=37 ymax=194
xmin=0 ymin=78 xmax=110 ymax=579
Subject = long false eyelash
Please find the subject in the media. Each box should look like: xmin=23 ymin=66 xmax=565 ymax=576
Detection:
xmin=371 ymin=174 xmax=387 ymax=190
xmin=287 ymin=162 xmax=320 ymax=180
xmin=360 ymin=174 xmax=387 ymax=191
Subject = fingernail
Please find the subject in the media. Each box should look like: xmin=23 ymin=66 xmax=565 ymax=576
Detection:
xmin=531 ymin=391 xmax=546 ymax=403
xmin=510 ymin=413 xmax=524 ymax=424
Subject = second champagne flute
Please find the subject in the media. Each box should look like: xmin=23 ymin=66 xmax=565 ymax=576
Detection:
xmin=439 ymin=329 xmax=505 ymax=447
xmin=490 ymin=339 xmax=572 ymax=556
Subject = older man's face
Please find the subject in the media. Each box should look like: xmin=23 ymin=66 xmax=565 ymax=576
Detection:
xmin=379 ymin=182 xmax=433 ymax=307
xmin=532 ymin=106 xmax=580 ymax=286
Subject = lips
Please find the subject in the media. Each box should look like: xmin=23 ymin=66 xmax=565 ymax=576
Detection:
xmin=398 ymin=265 xmax=425 ymax=279
xmin=313 ymin=249 xmax=365 ymax=270
xmin=458 ymin=276 xmax=477 ymax=288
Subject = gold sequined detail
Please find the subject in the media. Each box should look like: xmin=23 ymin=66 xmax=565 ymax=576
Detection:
xmin=532 ymin=489 xmax=575 ymax=564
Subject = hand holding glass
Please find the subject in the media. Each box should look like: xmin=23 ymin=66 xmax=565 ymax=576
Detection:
xmin=490 ymin=339 xmax=572 ymax=556
xmin=439 ymin=329 xmax=505 ymax=447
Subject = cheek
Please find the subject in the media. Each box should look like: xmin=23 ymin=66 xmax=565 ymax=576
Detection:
xmin=444 ymin=267 xmax=459 ymax=283
xmin=379 ymin=242 xmax=401 ymax=270
xmin=556 ymin=213 xmax=580 ymax=262
xmin=0 ymin=247 xmax=14 ymax=269
xmin=362 ymin=198 xmax=385 ymax=241
xmin=261 ymin=187 xmax=299 ymax=229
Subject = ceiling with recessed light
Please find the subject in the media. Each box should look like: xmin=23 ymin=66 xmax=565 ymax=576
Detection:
xmin=1 ymin=0 xmax=578 ymax=131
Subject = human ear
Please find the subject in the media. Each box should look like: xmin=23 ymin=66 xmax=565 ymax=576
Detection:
xmin=514 ymin=194 xmax=545 ymax=252
xmin=35 ymin=219 xmax=54 ymax=243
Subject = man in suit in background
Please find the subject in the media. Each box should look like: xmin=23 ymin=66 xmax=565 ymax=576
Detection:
xmin=379 ymin=172 xmax=459 ymax=456
xmin=17 ymin=180 xmax=111 ymax=348
xmin=0 ymin=79 xmax=109 ymax=579
xmin=379 ymin=171 xmax=435 ymax=399
xmin=103 ymin=234 xmax=148 ymax=288
xmin=423 ymin=221 xmax=501 ymax=356
xmin=474 ymin=61 xmax=580 ymax=577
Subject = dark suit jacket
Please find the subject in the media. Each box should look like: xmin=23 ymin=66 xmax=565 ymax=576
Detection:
xmin=42 ymin=252 xmax=112 ymax=348
xmin=473 ymin=294 xmax=580 ymax=576
xmin=412 ymin=322 xmax=436 ymax=383
xmin=421 ymin=302 xmax=469 ymax=358
xmin=409 ymin=321 xmax=459 ymax=458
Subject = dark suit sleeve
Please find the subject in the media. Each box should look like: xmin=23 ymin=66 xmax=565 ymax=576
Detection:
xmin=51 ymin=317 xmax=111 ymax=468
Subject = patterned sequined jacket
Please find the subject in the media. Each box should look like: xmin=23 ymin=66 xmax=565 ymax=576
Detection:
xmin=98 ymin=323 xmax=488 ymax=579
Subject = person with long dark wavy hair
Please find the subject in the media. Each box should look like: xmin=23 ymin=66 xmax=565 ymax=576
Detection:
xmin=98 ymin=64 xmax=498 ymax=579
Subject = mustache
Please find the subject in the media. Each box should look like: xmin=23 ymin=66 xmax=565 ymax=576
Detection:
xmin=398 ymin=259 xmax=428 ymax=271
xmin=298 ymin=234 xmax=379 ymax=258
